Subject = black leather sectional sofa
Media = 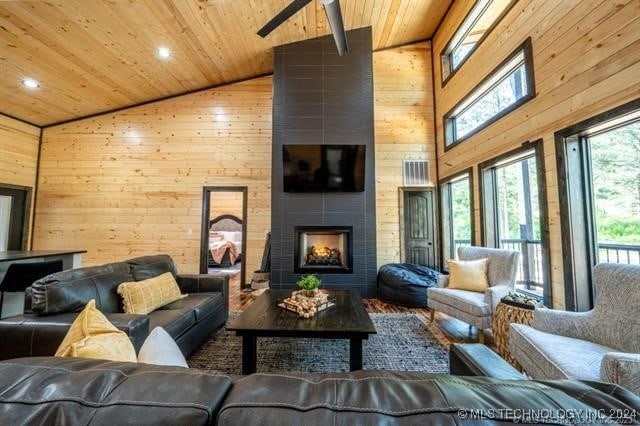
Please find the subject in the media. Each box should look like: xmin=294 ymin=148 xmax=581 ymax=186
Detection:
xmin=0 ymin=254 xmax=228 ymax=360
xmin=0 ymin=256 xmax=637 ymax=424
xmin=0 ymin=356 xmax=638 ymax=425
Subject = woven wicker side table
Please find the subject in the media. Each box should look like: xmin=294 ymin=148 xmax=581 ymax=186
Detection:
xmin=493 ymin=299 xmax=541 ymax=369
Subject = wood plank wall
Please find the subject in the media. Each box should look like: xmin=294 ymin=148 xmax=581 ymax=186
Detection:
xmin=433 ymin=0 xmax=640 ymax=308
xmin=34 ymin=77 xmax=273 ymax=276
xmin=33 ymin=43 xmax=436 ymax=276
xmin=374 ymin=41 xmax=436 ymax=266
xmin=0 ymin=115 xmax=40 ymax=246
xmin=209 ymin=191 xmax=244 ymax=222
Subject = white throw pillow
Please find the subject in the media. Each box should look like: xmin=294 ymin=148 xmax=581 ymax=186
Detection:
xmin=220 ymin=231 xmax=241 ymax=242
xmin=231 ymin=231 xmax=243 ymax=243
xmin=137 ymin=327 xmax=188 ymax=368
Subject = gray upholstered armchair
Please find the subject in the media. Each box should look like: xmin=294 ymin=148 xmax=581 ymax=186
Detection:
xmin=509 ymin=263 xmax=640 ymax=395
xmin=427 ymin=246 xmax=519 ymax=343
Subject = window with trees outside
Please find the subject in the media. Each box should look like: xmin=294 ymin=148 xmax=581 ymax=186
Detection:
xmin=589 ymin=120 xmax=640 ymax=265
xmin=440 ymin=171 xmax=473 ymax=268
xmin=440 ymin=0 xmax=516 ymax=84
xmin=444 ymin=38 xmax=535 ymax=149
xmin=556 ymin=103 xmax=640 ymax=311
xmin=480 ymin=141 xmax=550 ymax=304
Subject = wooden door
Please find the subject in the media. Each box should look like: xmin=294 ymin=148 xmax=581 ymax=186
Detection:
xmin=402 ymin=189 xmax=438 ymax=269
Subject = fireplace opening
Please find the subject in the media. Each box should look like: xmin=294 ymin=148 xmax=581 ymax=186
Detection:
xmin=294 ymin=226 xmax=353 ymax=274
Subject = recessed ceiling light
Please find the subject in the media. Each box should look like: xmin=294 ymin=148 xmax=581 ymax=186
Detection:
xmin=157 ymin=47 xmax=171 ymax=59
xmin=21 ymin=78 xmax=39 ymax=89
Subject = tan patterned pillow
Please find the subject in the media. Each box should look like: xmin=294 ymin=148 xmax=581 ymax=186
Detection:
xmin=117 ymin=272 xmax=186 ymax=315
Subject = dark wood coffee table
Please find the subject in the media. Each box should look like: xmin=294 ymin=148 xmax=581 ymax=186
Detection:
xmin=227 ymin=289 xmax=376 ymax=375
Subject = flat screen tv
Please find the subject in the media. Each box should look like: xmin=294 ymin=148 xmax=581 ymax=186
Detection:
xmin=283 ymin=144 xmax=366 ymax=192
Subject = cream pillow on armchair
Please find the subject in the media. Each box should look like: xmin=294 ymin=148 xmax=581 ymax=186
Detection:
xmin=446 ymin=258 xmax=489 ymax=292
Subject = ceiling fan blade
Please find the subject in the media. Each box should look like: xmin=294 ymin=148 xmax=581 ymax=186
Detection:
xmin=321 ymin=0 xmax=348 ymax=56
xmin=257 ymin=0 xmax=313 ymax=38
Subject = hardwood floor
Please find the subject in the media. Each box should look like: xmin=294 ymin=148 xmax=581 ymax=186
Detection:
xmin=227 ymin=275 xmax=493 ymax=348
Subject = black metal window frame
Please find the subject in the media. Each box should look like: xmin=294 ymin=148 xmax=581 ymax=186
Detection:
xmin=440 ymin=0 xmax=518 ymax=86
xmin=555 ymin=98 xmax=640 ymax=311
xmin=478 ymin=139 xmax=552 ymax=306
xmin=438 ymin=168 xmax=475 ymax=270
xmin=444 ymin=37 xmax=535 ymax=151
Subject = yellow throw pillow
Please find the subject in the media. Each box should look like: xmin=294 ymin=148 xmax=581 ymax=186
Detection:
xmin=117 ymin=272 xmax=186 ymax=315
xmin=55 ymin=299 xmax=136 ymax=362
xmin=446 ymin=258 xmax=490 ymax=292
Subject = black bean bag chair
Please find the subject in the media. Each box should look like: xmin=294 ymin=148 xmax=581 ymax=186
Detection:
xmin=377 ymin=263 xmax=440 ymax=308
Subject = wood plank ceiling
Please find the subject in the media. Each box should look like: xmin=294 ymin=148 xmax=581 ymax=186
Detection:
xmin=0 ymin=0 xmax=451 ymax=126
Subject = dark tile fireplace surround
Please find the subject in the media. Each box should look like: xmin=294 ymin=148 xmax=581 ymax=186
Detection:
xmin=270 ymin=27 xmax=377 ymax=297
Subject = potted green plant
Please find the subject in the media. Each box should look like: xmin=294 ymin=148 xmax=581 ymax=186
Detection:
xmin=297 ymin=274 xmax=321 ymax=297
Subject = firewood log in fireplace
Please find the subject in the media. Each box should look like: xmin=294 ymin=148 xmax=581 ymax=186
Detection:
xmin=306 ymin=246 xmax=342 ymax=266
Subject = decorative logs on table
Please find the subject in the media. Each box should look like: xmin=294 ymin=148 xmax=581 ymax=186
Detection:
xmin=280 ymin=290 xmax=333 ymax=318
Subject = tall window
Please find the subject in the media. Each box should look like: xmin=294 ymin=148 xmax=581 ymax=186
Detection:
xmin=440 ymin=170 xmax=474 ymax=267
xmin=557 ymin=101 xmax=640 ymax=311
xmin=441 ymin=0 xmax=516 ymax=84
xmin=589 ymin=120 xmax=640 ymax=264
xmin=480 ymin=141 xmax=550 ymax=304
xmin=444 ymin=38 xmax=535 ymax=149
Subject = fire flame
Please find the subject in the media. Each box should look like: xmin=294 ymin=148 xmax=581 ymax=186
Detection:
xmin=312 ymin=246 xmax=331 ymax=257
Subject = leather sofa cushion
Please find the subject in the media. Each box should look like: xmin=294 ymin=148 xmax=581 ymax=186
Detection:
xmin=1 ymin=358 xmax=639 ymax=426
xmin=218 ymin=371 xmax=640 ymax=426
xmin=127 ymin=255 xmax=178 ymax=281
xmin=106 ymin=313 xmax=151 ymax=352
xmin=30 ymin=262 xmax=131 ymax=315
xmin=160 ymin=294 xmax=223 ymax=322
xmin=0 ymin=312 xmax=149 ymax=356
xmin=0 ymin=357 xmax=232 ymax=426
xmin=148 ymin=309 xmax=196 ymax=339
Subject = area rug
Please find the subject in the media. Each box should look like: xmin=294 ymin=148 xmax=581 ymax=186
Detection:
xmin=188 ymin=313 xmax=449 ymax=374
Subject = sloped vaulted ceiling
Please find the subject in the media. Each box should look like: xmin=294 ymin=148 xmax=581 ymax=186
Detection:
xmin=0 ymin=0 xmax=451 ymax=126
